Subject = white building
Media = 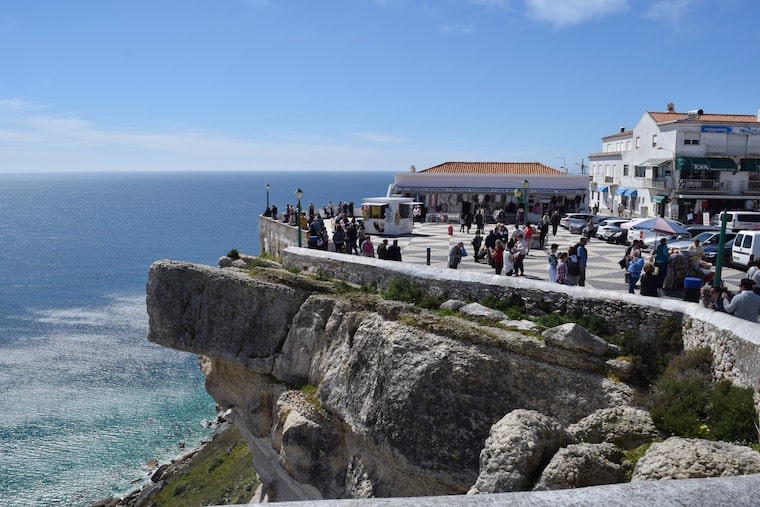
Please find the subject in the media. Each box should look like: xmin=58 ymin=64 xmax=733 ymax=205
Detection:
xmin=388 ymin=162 xmax=590 ymax=224
xmin=588 ymin=103 xmax=760 ymax=221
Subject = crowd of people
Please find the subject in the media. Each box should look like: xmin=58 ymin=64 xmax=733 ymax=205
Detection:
xmin=266 ymin=201 xmax=760 ymax=322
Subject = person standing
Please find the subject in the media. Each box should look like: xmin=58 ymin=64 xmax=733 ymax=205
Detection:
xmin=448 ymin=242 xmax=466 ymax=269
xmin=490 ymin=240 xmax=505 ymax=275
xmin=471 ymin=232 xmax=483 ymax=263
xmin=639 ymin=263 xmax=659 ymax=296
xmin=474 ymin=211 xmax=484 ymax=234
xmin=513 ymin=234 xmax=527 ymax=276
xmin=387 ymin=239 xmax=402 ymax=261
xmin=361 ymin=235 xmax=375 ymax=257
xmin=575 ymin=237 xmax=589 ymax=287
xmin=377 ymin=239 xmax=389 ymax=259
xmin=547 ymin=243 xmax=559 ymax=283
xmin=653 ymin=237 xmax=669 ymax=289
xmin=538 ymin=218 xmax=549 ymax=249
xmin=722 ymin=278 xmax=760 ymax=322
xmin=627 ymin=251 xmax=645 ymax=294
xmin=556 ymin=252 xmax=569 ymax=284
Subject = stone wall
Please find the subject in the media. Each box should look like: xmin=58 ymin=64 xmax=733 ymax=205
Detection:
xmin=259 ymin=215 xmax=308 ymax=258
xmin=282 ymin=246 xmax=760 ymax=396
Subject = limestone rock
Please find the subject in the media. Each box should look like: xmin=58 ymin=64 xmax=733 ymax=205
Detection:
xmin=440 ymin=298 xmax=465 ymax=311
xmin=542 ymin=323 xmax=611 ymax=357
xmin=468 ymin=410 xmax=576 ymax=494
xmin=632 ymin=437 xmax=760 ymax=481
xmin=568 ymin=406 xmax=661 ymax=450
xmin=533 ymin=442 xmax=625 ymax=490
xmin=459 ymin=302 xmax=507 ymax=321
xmin=498 ymin=318 xmax=538 ymax=331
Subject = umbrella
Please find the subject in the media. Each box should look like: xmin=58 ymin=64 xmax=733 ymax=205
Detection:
xmin=620 ymin=217 xmax=689 ymax=235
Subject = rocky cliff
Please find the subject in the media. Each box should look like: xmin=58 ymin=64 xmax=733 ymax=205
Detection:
xmin=146 ymin=259 xmax=760 ymax=502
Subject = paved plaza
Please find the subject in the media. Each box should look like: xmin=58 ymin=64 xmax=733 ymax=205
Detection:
xmin=367 ymin=221 xmax=745 ymax=294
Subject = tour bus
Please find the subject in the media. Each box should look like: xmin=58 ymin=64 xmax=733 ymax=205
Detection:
xmin=361 ymin=197 xmax=421 ymax=236
xmin=711 ymin=211 xmax=760 ymax=232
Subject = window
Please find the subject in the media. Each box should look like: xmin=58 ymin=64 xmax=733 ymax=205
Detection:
xmin=652 ymin=134 xmax=658 ymax=147
xmin=685 ymin=139 xmax=700 ymax=145
xmin=626 ymin=140 xmax=632 ymax=151
xmin=636 ymin=137 xmax=641 ymax=148
xmin=635 ymin=166 xmax=646 ymax=177
xmin=623 ymin=164 xmax=629 ymax=176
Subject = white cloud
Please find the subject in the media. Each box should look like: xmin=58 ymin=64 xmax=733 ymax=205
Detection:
xmin=0 ymin=98 xmax=423 ymax=172
xmin=524 ymin=0 xmax=629 ymax=28
xmin=644 ymin=0 xmax=699 ymax=22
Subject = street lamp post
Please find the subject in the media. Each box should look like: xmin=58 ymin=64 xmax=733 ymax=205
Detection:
xmin=522 ymin=179 xmax=529 ymax=224
xmin=296 ymin=188 xmax=303 ymax=247
xmin=266 ymin=184 xmax=270 ymax=209
xmin=513 ymin=188 xmax=522 ymax=224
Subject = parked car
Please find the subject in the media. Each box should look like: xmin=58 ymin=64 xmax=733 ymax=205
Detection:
xmin=595 ymin=218 xmax=630 ymax=244
xmin=703 ymin=238 xmax=735 ymax=266
xmin=666 ymin=231 xmax=737 ymax=265
xmin=685 ymin=225 xmax=720 ymax=237
xmin=560 ymin=213 xmax=594 ymax=231
xmin=711 ymin=211 xmax=760 ymax=231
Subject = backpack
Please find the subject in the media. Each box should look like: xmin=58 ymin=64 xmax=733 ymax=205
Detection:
xmin=567 ymin=257 xmax=581 ymax=276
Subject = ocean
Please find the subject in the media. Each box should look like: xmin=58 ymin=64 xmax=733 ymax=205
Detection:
xmin=0 ymin=170 xmax=394 ymax=506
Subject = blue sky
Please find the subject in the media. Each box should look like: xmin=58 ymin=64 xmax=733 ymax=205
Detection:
xmin=0 ymin=0 xmax=757 ymax=173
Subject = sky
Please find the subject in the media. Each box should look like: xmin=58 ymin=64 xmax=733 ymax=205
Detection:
xmin=0 ymin=0 xmax=758 ymax=174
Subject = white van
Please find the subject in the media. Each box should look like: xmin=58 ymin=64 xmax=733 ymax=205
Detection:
xmin=712 ymin=211 xmax=760 ymax=232
xmin=731 ymin=230 xmax=760 ymax=269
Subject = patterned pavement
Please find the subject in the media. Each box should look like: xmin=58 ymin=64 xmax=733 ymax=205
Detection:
xmin=366 ymin=221 xmax=745 ymax=294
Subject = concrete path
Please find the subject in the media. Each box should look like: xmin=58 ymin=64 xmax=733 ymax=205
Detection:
xmin=363 ymin=222 xmax=745 ymax=295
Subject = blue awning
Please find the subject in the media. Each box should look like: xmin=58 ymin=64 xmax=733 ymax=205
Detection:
xmin=615 ymin=187 xmax=627 ymax=195
xmin=597 ymin=185 xmax=608 ymax=192
xmin=624 ymin=189 xmax=638 ymax=197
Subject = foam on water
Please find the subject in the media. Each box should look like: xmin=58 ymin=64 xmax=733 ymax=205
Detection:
xmin=0 ymin=293 xmax=217 ymax=506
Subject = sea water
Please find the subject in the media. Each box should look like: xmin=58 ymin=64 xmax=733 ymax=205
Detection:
xmin=0 ymin=170 xmax=393 ymax=506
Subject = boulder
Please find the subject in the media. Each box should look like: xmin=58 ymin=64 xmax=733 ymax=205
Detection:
xmin=440 ymin=299 xmax=465 ymax=311
xmin=533 ymin=442 xmax=625 ymax=490
xmin=459 ymin=302 xmax=507 ymax=321
xmin=542 ymin=323 xmax=611 ymax=357
xmin=468 ymin=410 xmax=575 ymax=494
xmin=568 ymin=406 xmax=661 ymax=450
xmin=632 ymin=437 xmax=760 ymax=481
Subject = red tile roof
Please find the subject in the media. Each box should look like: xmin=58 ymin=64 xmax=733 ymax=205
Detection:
xmin=420 ymin=162 xmax=564 ymax=175
xmin=649 ymin=111 xmax=759 ymax=124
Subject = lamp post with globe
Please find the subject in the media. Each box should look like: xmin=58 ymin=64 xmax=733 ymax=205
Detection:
xmin=296 ymin=188 xmax=303 ymax=247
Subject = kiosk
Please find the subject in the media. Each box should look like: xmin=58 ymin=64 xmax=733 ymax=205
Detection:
xmin=361 ymin=197 xmax=420 ymax=236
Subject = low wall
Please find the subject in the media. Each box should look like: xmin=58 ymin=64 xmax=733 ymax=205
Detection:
xmin=282 ymin=246 xmax=760 ymax=397
xmin=259 ymin=215 xmax=308 ymax=258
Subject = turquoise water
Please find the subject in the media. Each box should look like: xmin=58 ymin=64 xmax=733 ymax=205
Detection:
xmin=0 ymin=171 xmax=393 ymax=506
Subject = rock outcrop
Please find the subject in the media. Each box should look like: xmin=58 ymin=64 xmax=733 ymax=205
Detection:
xmin=145 ymin=259 xmax=760 ymax=502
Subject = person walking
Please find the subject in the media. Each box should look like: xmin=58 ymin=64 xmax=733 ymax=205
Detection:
xmin=387 ymin=239 xmax=402 ymax=261
xmin=538 ymin=217 xmax=549 ymax=249
xmin=471 ymin=233 xmax=483 ymax=263
xmin=550 ymin=211 xmax=560 ymax=236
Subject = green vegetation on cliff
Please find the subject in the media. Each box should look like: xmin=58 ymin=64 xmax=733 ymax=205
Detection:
xmin=150 ymin=425 xmax=258 ymax=506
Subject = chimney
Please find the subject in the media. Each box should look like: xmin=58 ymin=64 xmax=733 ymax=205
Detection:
xmin=620 ymin=127 xmax=625 ymax=133
xmin=667 ymin=102 xmax=675 ymax=113
xmin=409 ymin=165 xmax=416 ymax=173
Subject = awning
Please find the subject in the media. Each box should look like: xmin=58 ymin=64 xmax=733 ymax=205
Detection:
xmin=615 ymin=187 xmax=627 ymax=195
xmin=740 ymin=158 xmax=760 ymax=172
xmin=638 ymin=158 xmax=671 ymax=167
xmin=624 ymin=189 xmax=638 ymax=197
xmin=597 ymin=185 xmax=608 ymax=192
xmin=651 ymin=195 xmax=668 ymax=203
xmin=676 ymin=157 xmax=737 ymax=171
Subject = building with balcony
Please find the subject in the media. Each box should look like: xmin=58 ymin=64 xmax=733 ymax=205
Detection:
xmin=588 ymin=103 xmax=760 ymax=221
